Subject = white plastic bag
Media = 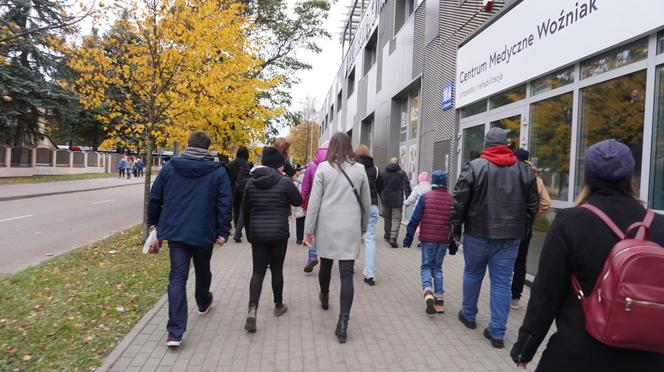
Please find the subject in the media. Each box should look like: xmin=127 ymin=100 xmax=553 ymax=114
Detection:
xmin=143 ymin=229 xmax=162 ymax=254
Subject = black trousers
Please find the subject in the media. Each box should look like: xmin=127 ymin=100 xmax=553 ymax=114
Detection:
xmin=511 ymin=229 xmax=532 ymax=299
xmin=232 ymin=192 xmax=242 ymax=229
xmin=319 ymin=258 xmax=355 ymax=315
xmin=249 ymin=240 xmax=288 ymax=305
xmin=295 ymin=217 xmax=305 ymax=242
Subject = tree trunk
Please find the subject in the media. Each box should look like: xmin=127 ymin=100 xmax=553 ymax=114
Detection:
xmin=142 ymin=137 xmax=154 ymax=242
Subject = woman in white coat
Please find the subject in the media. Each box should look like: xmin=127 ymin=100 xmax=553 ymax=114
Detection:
xmin=304 ymin=132 xmax=371 ymax=343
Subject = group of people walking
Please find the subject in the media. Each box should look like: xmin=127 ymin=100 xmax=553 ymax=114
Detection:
xmin=147 ymin=129 xmax=664 ymax=371
xmin=117 ymin=155 xmax=144 ymax=179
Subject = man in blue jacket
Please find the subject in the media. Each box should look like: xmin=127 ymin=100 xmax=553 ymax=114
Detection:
xmin=147 ymin=131 xmax=232 ymax=347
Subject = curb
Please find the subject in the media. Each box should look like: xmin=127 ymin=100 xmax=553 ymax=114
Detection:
xmin=0 ymin=182 xmax=144 ymax=202
xmin=97 ymin=294 xmax=168 ymax=371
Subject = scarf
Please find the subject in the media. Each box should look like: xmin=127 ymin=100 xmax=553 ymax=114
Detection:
xmin=181 ymin=147 xmax=213 ymax=161
xmin=480 ymin=145 xmax=517 ymax=166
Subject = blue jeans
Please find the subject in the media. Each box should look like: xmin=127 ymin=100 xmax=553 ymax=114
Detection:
xmin=307 ymin=241 xmax=317 ymax=262
xmin=363 ymin=205 xmax=379 ymax=279
xmin=421 ymin=242 xmax=447 ymax=296
xmin=461 ymin=234 xmax=519 ymax=340
xmin=167 ymin=242 xmax=214 ymax=340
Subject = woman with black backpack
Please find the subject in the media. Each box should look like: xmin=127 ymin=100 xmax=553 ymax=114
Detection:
xmin=511 ymin=139 xmax=664 ymax=371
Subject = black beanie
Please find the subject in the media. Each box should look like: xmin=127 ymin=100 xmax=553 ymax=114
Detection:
xmin=514 ymin=148 xmax=530 ymax=161
xmin=261 ymin=146 xmax=285 ymax=169
xmin=583 ymin=139 xmax=634 ymax=188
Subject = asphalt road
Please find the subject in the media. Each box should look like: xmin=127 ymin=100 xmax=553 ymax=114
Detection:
xmin=0 ymin=183 xmax=145 ymax=275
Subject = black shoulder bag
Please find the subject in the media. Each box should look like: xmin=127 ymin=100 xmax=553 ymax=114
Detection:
xmin=338 ymin=166 xmax=365 ymax=215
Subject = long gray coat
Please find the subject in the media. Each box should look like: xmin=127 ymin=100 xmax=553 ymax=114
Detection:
xmin=304 ymin=160 xmax=371 ymax=260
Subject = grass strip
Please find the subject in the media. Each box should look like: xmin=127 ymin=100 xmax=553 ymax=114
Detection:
xmin=0 ymin=225 xmax=169 ymax=371
xmin=0 ymin=173 xmax=115 ymax=185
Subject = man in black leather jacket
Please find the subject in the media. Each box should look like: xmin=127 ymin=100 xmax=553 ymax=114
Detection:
xmin=450 ymin=127 xmax=539 ymax=349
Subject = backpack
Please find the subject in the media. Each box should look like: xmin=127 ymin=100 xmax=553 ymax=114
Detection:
xmin=235 ymin=161 xmax=252 ymax=195
xmin=571 ymin=204 xmax=664 ymax=353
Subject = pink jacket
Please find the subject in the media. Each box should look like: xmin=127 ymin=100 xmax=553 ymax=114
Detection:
xmin=301 ymin=146 xmax=328 ymax=199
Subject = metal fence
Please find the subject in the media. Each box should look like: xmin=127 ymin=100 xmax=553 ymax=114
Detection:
xmin=56 ymin=149 xmax=70 ymax=167
xmin=36 ymin=147 xmax=53 ymax=166
xmin=0 ymin=147 xmax=6 ymax=167
xmin=10 ymin=147 xmax=32 ymax=167
xmin=87 ymin=152 xmax=99 ymax=167
xmin=72 ymin=151 xmax=85 ymax=168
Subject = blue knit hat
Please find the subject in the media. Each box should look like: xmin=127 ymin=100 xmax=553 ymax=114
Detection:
xmin=583 ymin=139 xmax=634 ymax=187
xmin=431 ymin=170 xmax=448 ymax=188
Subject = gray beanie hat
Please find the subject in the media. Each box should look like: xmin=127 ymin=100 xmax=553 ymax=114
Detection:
xmin=484 ymin=127 xmax=508 ymax=148
xmin=583 ymin=139 xmax=634 ymax=187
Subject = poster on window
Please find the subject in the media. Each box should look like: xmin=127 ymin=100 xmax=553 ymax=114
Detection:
xmin=399 ymin=144 xmax=407 ymax=169
xmin=408 ymin=142 xmax=417 ymax=183
xmin=400 ymin=111 xmax=408 ymax=129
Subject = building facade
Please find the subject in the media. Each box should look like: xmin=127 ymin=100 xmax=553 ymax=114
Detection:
xmin=319 ymin=0 xmax=664 ymax=277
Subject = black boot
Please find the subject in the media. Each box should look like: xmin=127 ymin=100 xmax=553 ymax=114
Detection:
xmin=335 ymin=313 xmax=349 ymax=343
xmin=244 ymin=304 xmax=257 ymax=332
xmin=320 ymin=292 xmax=329 ymax=310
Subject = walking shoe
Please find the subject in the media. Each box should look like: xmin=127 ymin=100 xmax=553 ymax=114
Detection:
xmin=166 ymin=336 xmax=182 ymax=348
xmin=483 ymin=328 xmax=504 ymax=349
xmin=424 ymin=290 xmax=436 ymax=314
xmin=296 ymin=240 xmax=303 ymax=245
xmin=434 ymin=297 xmax=445 ymax=313
xmin=245 ymin=304 xmax=257 ymax=333
xmin=363 ymin=277 xmax=375 ymax=286
xmin=303 ymin=259 xmax=318 ymax=273
xmin=389 ymin=239 xmax=398 ymax=248
xmin=458 ymin=311 xmax=477 ymax=329
xmin=510 ymin=298 xmax=520 ymax=310
xmin=384 ymin=235 xmax=390 ymax=242
xmin=274 ymin=303 xmax=288 ymax=317
xmin=320 ymin=292 xmax=329 ymax=310
xmin=233 ymin=237 xmax=242 ymax=243
xmin=198 ymin=295 xmax=213 ymax=315
xmin=335 ymin=314 xmax=349 ymax=343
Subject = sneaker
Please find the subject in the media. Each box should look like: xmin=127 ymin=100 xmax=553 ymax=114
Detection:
xmin=274 ymin=303 xmax=288 ymax=317
xmin=389 ymin=239 xmax=398 ymax=248
xmin=511 ymin=298 xmax=520 ymax=310
xmin=424 ymin=290 xmax=436 ymax=315
xmin=458 ymin=311 xmax=477 ymax=329
xmin=303 ymin=259 xmax=318 ymax=273
xmin=245 ymin=305 xmax=257 ymax=333
xmin=198 ymin=295 xmax=213 ymax=315
xmin=364 ymin=277 xmax=376 ymax=286
xmin=233 ymin=237 xmax=242 ymax=243
xmin=483 ymin=328 xmax=504 ymax=349
xmin=166 ymin=336 xmax=182 ymax=348
xmin=434 ymin=297 xmax=445 ymax=313
xmin=296 ymin=240 xmax=303 ymax=245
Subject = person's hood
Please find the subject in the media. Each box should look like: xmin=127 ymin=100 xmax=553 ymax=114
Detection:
xmin=169 ymin=156 xmax=221 ymax=178
xmin=313 ymin=147 xmax=328 ymax=165
xmin=480 ymin=145 xmax=517 ymax=167
xmin=250 ymin=165 xmax=283 ymax=189
xmin=357 ymin=155 xmax=374 ymax=168
xmin=385 ymin=163 xmax=401 ymax=172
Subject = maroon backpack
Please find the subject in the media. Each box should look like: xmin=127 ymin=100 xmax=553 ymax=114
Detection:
xmin=571 ymin=204 xmax=664 ymax=353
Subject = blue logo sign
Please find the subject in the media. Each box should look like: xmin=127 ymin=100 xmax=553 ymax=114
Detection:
xmin=442 ymin=83 xmax=454 ymax=111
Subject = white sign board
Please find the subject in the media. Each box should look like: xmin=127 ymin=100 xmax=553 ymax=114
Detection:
xmin=455 ymin=0 xmax=664 ymax=107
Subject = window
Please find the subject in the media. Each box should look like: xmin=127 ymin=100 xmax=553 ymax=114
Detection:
xmin=361 ymin=116 xmax=374 ymax=151
xmin=330 ymin=105 xmax=334 ymax=121
xmin=576 ymin=70 xmax=646 ymax=196
xmin=658 ymin=31 xmax=664 ymax=55
xmin=531 ymin=66 xmax=575 ymax=96
xmin=490 ymin=115 xmax=521 ymax=149
xmin=410 ymin=94 xmax=419 ymax=140
xmin=460 ymin=99 xmax=487 ymax=118
xmin=580 ymin=38 xmax=648 ymax=79
xmin=462 ymin=125 xmax=485 ymax=164
xmin=530 ymin=92 xmax=573 ymax=201
xmin=324 ymin=114 xmax=328 ymax=129
xmin=347 ymin=68 xmax=356 ymax=97
xmin=399 ymin=99 xmax=408 ymax=142
xmin=364 ymin=30 xmax=377 ymax=76
xmin=489 ymin=85 xmax=526 ymax=109
xmin=650 ymin=66 xmax=664 ymax=209
xmin=336 ymin=91 xmax=342 ymax=112
xmin=394 ymin=0 xmax=414 ymax=36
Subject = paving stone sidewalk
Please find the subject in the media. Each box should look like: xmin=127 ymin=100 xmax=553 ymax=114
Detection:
xmin=100 ymin=219 xmax=550 ymax=372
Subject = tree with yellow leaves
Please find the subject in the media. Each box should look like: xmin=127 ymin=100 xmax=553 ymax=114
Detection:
xmin=68 ymin=0 xmax=279 ymax=237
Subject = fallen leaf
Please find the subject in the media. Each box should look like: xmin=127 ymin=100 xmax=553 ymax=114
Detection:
xmin=8 ymin=347 xmax=17 ymax=354
xmin=22 ymin=355 xmax=31 ymax=361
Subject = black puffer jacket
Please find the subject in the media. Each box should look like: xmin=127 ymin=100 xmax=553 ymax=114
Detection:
xmin=511 ymin=188 xmax=664 ymax=371
xmin=243 ymin=166 xmax=302 ymax=243
xmin=450 ymin=157 xmax=538 ymax=240
xmin=358 ymin=155 xmax=384 ymax=205
xmin=381 ymin=163 xmax=411 ymax=208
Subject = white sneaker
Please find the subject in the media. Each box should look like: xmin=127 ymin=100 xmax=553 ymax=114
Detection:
xmin=166 ymin=337 xmax=182 ymax=347
xmin=510 ymin=299 xmax=520 ymax=310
